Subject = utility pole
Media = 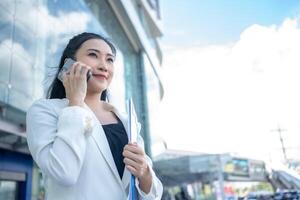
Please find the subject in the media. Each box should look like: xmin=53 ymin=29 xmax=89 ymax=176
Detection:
xmin=271 ymin=125 xmax=287 ymax=163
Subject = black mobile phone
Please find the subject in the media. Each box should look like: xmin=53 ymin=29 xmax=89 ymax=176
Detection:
xmin=57 ymin=58 xmax=92 ymax=82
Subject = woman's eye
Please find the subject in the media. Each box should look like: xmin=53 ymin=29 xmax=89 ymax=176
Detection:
xmin=107 ymin=58 xmax=114 ymax=63
xmin=88 ymin=53 xmax=97 ymax=58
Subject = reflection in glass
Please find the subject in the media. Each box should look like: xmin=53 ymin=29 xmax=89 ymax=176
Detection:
xmin=0 ymin=0 xmax=15 ymax=15
xmin=33 ymin=68 xmax=45 ymax=99
xmin=42 ymin=1 xmax=92 ymax=67
xmin=108 ymin=49 xmax=126 ymax=112
xmin=10 ymin=54 xmax=33 ymax=97
xmin=15 ymin=0 xmax=38 ymax=35
xmin=13 ymin=20 xmax=37 ymax=64
xmin=9 ymin=88 xmax=33 ymax=111
xmin=46 ymin=0 xmax=91 ymax=37
xmin=145 ymin=53 xmax=161 ymax=114
xmin=144 ymin=53 xmax=162 ymax=156
xmin=0 ymin=45 xmax=11 ymax=83
xmin=0 ymin=83 xmax=8 ymax=104
xmin=44 ymin=36 xmax=67 ymax=69
xmin=0 ymin=6 xmax=13 ymax=49
xmin=0 ymin=181 xmax=17 ymax=200
xmin=47 ymin=0 xmax=90 ymax=16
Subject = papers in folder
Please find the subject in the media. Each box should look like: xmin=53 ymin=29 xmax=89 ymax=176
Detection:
xmin=127 ymin=98 xmax=138 ymax=143
xmin=127 ymin=99 xmax=138 ymax=200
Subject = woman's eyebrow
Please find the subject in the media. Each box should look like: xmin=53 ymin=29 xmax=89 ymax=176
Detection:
xmin=87 ymin=48 xmax=115 ymax=57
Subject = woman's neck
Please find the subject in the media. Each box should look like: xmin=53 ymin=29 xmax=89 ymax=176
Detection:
xmin=84 ymin=93 xmax=103 ymax=110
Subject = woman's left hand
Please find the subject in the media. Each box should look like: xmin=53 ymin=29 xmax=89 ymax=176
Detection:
xmin=123 ymin=143 xmax=151 ymax=179
xmin=123 ymin=143 xmax=153 ymax=193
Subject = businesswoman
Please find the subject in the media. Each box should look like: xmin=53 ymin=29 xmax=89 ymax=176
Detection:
xmin=26 ymin=32 xmax=163 ymax=200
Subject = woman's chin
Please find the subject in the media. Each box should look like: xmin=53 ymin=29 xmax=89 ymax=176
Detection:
xmin=87 ymin=84 xmax=107 ymax=93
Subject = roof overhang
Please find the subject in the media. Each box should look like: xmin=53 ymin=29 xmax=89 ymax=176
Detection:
xmin=0 ymin=119 xmax=29 ymax=154
xmin=154 ymin=153 xmax=268 ymax=186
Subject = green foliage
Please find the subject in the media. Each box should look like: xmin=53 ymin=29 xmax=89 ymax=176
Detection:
xmin=249 ymin=182 xmax=274 ymax=193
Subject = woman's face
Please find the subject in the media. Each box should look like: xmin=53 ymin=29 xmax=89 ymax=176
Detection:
xmin=75 ymin=38 xmax=115 ymax=93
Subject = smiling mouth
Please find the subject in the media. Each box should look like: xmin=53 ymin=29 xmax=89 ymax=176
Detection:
xmin=93 ymin=74 xmax=107 ymax=79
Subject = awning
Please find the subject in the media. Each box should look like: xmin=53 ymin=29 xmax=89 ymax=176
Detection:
xmin=0 ymin=119 xmax=29 ymax=154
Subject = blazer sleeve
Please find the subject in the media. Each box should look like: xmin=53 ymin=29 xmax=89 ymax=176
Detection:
xmin=135 ymin=124 xmax=163 ymax=200
xmin=26 ymin=99 xmax=94 ymax=186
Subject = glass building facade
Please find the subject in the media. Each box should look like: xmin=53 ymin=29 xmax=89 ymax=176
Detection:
xmin=0 ymin=0 xmax=163 ymax=199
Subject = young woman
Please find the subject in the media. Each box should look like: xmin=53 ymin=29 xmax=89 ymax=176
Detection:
xmin=26 ymin=32 xmax=163 ymax=200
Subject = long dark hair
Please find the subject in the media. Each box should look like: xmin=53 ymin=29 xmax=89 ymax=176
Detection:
xmin=46 ymin=32 xmax=116 ymax=101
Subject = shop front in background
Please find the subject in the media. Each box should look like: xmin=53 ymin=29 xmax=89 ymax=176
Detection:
xmin=0 ymin=149 xmax=33 ymax=200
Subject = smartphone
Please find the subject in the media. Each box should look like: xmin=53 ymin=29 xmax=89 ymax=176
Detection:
xmin=57 ymin=58 xmax=92 ymax=82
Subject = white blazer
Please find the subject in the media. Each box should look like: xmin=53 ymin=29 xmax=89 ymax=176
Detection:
xmin=26 ymin=98 xmax=163 ymax=200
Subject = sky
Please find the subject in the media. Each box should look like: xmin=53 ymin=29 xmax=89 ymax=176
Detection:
xmin=154 ymin=0 xmax=300 ymax=165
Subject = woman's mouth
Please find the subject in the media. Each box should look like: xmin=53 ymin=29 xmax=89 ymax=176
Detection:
xmin=92 ymin=74 xmax=107 ymax=80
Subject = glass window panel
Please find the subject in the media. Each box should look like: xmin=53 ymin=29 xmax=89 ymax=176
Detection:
xmin=46 ymin=0 xmax=92 ymax=38
xmin=13 ymin=21 xmax=37 ymax=64
xmin=33 ymin=42 xmax=47 ymax=71
xmin=40 ymin=9 xmax=94 ymax=77
xmin=33 ymin=68 xmax=45 ymax=99
xmin=47 ymin=0 xmax=90 ymax=16
xmin=0 ymin=181 xmax=17 ymax=200
xmin=16 ymin=0 xmax=39 ymax=10
xmin=44 ymin=36 xmax=67 ymax=69
xmin=8 ymin=88 xmax=33 ymax=111
xmin=89 ymin=0 xmax=132 ymax=52
xmin=15 ymin=0 xmax=38 ymax=35
xmin=0 ymin=7 xmax=13 ymax=49
xmin=10 ymin=54 xmax=33 ymax=97
xmin=0 ymin=0 xmax=15 ymax=15
xmin=144 ymin=53 xmax=162 ymax=155
xmin=0 ymin=45 xmax=11 ymax=84
xmin=108 ymin=49 xmax=126 ymax=112
xmin=84 ymin=14 xmax=106 ymax=36
xmin=0 ymin=83 xmax=8 ymax=104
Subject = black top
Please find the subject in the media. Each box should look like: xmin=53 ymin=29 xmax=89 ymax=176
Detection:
xmin=102 ymin=117 xmax=128 ymax=179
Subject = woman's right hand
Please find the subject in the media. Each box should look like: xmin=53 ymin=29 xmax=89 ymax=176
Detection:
xmin=62 ymin=62 xmax=91 ymax=107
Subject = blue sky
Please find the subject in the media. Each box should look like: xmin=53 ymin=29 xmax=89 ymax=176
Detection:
xmin=161 ymin=0 xmax=300 ymax=46
xmin=155 ymin=1 xmax=300 ymax=163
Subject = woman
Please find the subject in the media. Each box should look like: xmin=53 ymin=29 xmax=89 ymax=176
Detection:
xmin=26 ymin=32 xmax=163 ymax=200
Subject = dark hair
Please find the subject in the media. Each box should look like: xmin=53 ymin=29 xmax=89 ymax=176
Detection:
xmin=46 ymin=32 xmax=116 ymax=101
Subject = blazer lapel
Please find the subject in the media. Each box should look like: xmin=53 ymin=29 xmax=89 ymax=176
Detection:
xmin=112 ymin=110 xmax=131 ymax=189
xmin=83 ymin=104 xmax=124 ymax=189
xmin=113 ymin=106 xmax=144 ymax=190
xmin=117 ymin=110 xmax=144 ymax=190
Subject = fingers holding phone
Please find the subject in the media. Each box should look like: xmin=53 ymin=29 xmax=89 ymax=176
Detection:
xmin=62 ymin=61 xmax=91 ymax=107
xmin=58 ymin=58 xmax=92 ymax=82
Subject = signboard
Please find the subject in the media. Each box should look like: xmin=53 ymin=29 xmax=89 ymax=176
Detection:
xmin=224 ymin=158 xmax=249 ymax=177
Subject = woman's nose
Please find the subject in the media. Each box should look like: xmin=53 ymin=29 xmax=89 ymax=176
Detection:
xmin=97 ymin=64 xmax=108 ymax=72
xmin=97 ymin=58 xmax=108 ymax=71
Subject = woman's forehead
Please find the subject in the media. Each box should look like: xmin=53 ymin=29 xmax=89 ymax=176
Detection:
xmin=80 ymin=39 xmax=112 ymax=53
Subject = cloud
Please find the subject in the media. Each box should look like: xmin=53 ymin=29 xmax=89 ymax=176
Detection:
xmin=0 ymin=40 xmax=32 ymax=87
xmin=1 ymin=0 xmax=92 ymax=94
xmin=167 ymin=29 xmax=188 ymax=37
xmin=0 ymin=39 xmax=37 ymax=109
xmin=1 ymin=0 xmax=91 ymax=39
xmin=37 ymin=8 xmax=91 ymax=38
xmin=159 ymin=18 xmax=300 ymax=162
